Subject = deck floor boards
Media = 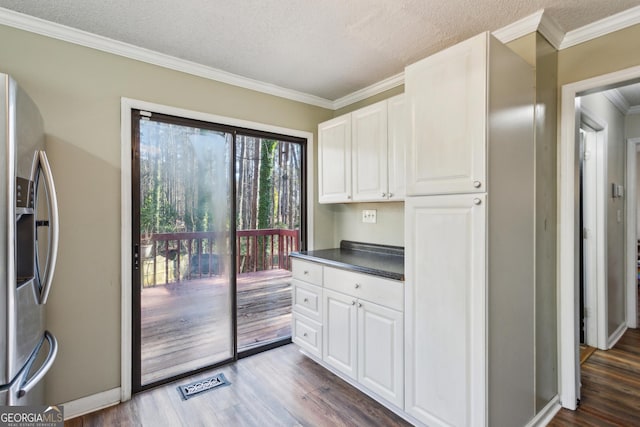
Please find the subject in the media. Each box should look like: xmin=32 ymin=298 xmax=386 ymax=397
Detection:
xmin=141 ymin=269 xmax=292 ymax=385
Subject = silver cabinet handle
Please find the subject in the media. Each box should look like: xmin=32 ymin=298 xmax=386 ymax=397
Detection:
xmin=18 ymin=331 xmax=58 ymax=397
xmin=303 ymin=298 xmax=309 ymax=303
xmin=473 ymin=181 xmax=482 ymax=188
xmin=37 ymin=151 xmax=59 ymax=305
xmin=381 ymin=192 xmax=387 ymax=198
xmin=473 ymin=198 xmax=482 ymax=205
xmin=303 ymin=332 xmax=308 ymax=337
xmin=303 ymin=270 xmax=309 ymax=275
xmin=354 ymin=283 xmax=360 ymax=289
xmin=352 ymin=300 xmax=356 ymax=305
xmin=357 ymin=302 xmax=362 ymax=308
xmin=388 ymin=193 xmax=393 ymax=198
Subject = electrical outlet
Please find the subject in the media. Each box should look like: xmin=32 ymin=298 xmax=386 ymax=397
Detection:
xmin=362 ymin=209 xmax=377 ymax=224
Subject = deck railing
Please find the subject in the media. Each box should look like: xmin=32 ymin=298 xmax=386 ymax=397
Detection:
xmin=141 ymin=228 xmax=299 ymax=287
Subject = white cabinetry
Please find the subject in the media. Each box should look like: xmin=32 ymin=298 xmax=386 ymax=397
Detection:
xmin=404 ymin=32 xmax=535 ymax=427
xmin=318 ymin=95 xmax=405 ymax=203
xmin=290 ymin=258 xmax=404 ymax=409
xmin=318 ymin=115 xmax=351 ymax=203
xmin=291 ymin=260 xmax=323 ymax=358
xmin=405 ymin=32 xmax=486 ymax=196
xmin=323 ymin=268 xmax=404 ymax=407
xmin=405 ymin=194 xmax=486 ymax=427
xmin=352 ymin=101 xmax=388 ymax=201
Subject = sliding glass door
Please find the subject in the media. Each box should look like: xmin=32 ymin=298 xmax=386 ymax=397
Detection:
xmin=132 ymin=111 xmax=234 ymax=389
xmin=131 ymin=110 xmax=306 ymax=391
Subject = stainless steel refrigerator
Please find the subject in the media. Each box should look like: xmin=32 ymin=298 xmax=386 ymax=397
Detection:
xmin=0 ymin=73 xmax=58 ymax=405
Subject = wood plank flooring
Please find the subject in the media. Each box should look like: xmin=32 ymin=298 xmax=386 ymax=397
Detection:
xmin=141 ymin=269 xmax=292 ymax=384
xmin=550 ymin=328 xmax=640 ymax=425
xmin=65 ymin=344 xmax=411 ymax=427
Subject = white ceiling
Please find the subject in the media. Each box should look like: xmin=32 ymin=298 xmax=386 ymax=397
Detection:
xmin=1 ymin=0 xmax=640 ymax=103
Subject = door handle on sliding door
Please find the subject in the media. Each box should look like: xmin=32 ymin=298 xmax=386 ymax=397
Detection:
xmin=37 ymin=150 xmax=59 ymax=305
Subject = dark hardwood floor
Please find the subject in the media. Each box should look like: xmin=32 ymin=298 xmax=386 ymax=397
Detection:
xmin=65 ymin=344 xmax=410 ymax=427
xmin=550 ymin=328 xmax=640 ymax=425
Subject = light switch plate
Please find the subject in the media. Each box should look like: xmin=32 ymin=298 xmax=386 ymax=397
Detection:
xmin=362 ymin=209 xmax=377 ymax=223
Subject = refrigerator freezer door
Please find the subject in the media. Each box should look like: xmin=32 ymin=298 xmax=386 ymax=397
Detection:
xmin=34 ymin=151 xmax=58 ymax=305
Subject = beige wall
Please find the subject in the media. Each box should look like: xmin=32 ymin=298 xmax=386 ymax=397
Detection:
xmin=558 ymin=24 xmax=640 ymax=86
xmin=580 ymin=92 xmax=627 ymax=340
xmin=0 ymin=24 xmax=333 ymax=404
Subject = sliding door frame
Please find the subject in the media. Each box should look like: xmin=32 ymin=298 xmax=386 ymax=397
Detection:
xmin=120 ymin=97 xmax=314 ymax=401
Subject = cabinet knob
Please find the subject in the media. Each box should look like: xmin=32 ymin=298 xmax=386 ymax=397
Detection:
xmin=473 ymin=180 xmax=482 ymax=188
xmin=352 ymin=300 xmax=357 ymax=305
xmin=303 ymin=298 xmax=309 ymax=303
xmin=381 ymin=192 xmax=387 ymax=198
xmin=388 ymin=193 xmax=393 ymax=198
xmin=354 ymin=283 xmax=360 ymax=289
xmin=347 ymin=195 xmax=351 ymax=199
xmin=473 ymin=198 xmax=482 ymax=205
xmin=303 ymin=270 xmax=309 ymax=275
xmin=303 ymin=332 xmax=308 ymax=337
xmin=357 ymin=302 xmax=362 ymax=308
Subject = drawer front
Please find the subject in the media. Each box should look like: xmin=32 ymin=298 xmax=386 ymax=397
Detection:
xmin=292 ymin=280 xmax=322 ymax=322
xmin=292 ymin=313 xmax=322 ymax=358
xmin=292 ymin=259 xmax=323 ymax=286
xmin=324 ymin=267 xmax=403 ymax=311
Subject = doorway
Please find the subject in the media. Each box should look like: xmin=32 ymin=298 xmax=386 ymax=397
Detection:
xmin=130 ymin=109 xmax=306 ymax=391
xmin=559 ymin=68 xmax=640 ymax=410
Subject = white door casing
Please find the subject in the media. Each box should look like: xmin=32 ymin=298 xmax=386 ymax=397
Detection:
xmin=625 ymin=138 xmax=640 ymax=329
xmin=558 ymin=64 xmax=640 ymax=411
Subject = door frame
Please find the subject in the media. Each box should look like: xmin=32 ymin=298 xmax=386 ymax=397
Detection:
xmin=558 ymin=65 xmax=640 ymax=410
xmin=579 ymin=108 xmax=608 ymax=350
xmin=119 ymin=97 xmax=315 ymax=401
xmin=625 ymin=137 xmax=640 ymax=330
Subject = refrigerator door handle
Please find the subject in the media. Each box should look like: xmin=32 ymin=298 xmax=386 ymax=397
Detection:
xmin=18 ymin=331 xmax=58 ymax=398
xmin=37 ymin=150 xmax=59 ymax=305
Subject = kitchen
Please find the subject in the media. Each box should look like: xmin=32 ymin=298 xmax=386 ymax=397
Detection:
xmin=1 ymin=1 xmax=640 ymax=426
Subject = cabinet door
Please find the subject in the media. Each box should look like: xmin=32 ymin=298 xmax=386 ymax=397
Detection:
xmin=405 ymin=32 xmax=487 ymax=196
xmin=318 ymin=115 xmax=351 ymax=203
xmin=405 ymin=194 xmax=487 ymax=427
xmin=352 ymin=101 xmax=388 ymax=202
xmin=357 ymin=300 xmax=404 ymax=407
xmin=387 ymin=94 xmax=406 ymax=201
xmin=323 ymin=289 xmax=357 ymax=379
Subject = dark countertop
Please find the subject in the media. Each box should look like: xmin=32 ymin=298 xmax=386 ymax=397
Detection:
xmin=290 ymin=241 xmax=404 ymax=281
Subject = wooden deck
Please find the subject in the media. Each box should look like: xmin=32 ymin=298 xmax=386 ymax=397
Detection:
xmin=141 ymin=269 xmax=291 ymax=385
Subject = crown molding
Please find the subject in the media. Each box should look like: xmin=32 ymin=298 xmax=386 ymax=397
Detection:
xmin=537 ymin=11 xmax=565 ymax=49
xmin=561 ymin=5 xmax=640 ymax=49
xmin=492 ymin=10 xmax=544 ymax=44
xmin=629 ymin=106 xmax=640 ymax=115
xmin=602 ymin=89 xmax=630 ymax=114
xmin=0 ymin=7 xmax=335 ymax=109
xmin=332 ymin=72 xmax=404 ymax=110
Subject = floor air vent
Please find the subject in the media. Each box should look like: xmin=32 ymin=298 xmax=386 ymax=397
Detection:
xmin=177 ymin=373 xmax=230 ymax=400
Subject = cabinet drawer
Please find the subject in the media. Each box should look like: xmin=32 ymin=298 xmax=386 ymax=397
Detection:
xmin=292 ymin=259 xmax=323 ymax=285
xmin=292 ymin=313 xmax=322 ymax=358
xmin=292 ymin=280 xmax=322 ymax=322
xmin=324 ymin=267 xmax=403 ymax=311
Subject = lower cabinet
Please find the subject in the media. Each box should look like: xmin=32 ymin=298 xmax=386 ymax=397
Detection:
xmin=323 ymin=288 xmax=404 ymax=408
xmin=291 ymin=259 xmax=405 ymax=411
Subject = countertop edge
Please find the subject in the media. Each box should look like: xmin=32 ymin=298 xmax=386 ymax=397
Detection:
xmin=290 ymin=252 xmax=405 ymax=282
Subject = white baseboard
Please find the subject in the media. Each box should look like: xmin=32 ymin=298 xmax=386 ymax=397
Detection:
xmin=608 ymin=322 xmax=628 ymax=349
xmin=525 ymin=395 xmax=561 ymax=427
xmin=61 ymin=387 xmax=121 ymax=420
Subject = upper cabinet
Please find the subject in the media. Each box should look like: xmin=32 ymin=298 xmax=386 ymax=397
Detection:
xmin=318 ymin=115 xmax=352 ymax=203
xmin=352 ymin=101 xmax=388 ymax=202
xmin=405 ymin=33 xmax=487 ymax=196
xmin=318 ymin=95 xmax=406 ymax=204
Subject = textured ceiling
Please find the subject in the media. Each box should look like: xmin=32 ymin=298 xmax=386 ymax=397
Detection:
xmin=1 ymin=0 xmax=640 ymax=101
